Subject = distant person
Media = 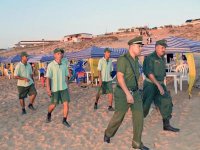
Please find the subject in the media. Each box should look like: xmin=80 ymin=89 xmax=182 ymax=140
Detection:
xmin=39 ymin=67 xmax=46 ymax=87
xmin=94 ymin=48 xmax=114 ymax=111
xmin=46 ymin=48 xmax=71 ymax=127
xmin=181 ymin=55 xmax=187 ymax=64
xmin=14 ymin=52 xmax=37 ymax=114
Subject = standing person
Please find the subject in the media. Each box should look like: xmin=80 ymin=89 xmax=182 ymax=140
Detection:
xmin=94 ymin=48 xmax=114 ymax=111
xmin=46 ymin=48 xmax=71 ymax=127
xmin=14 ymin=52 xmax=37 ymax=114
xmin=143 ymin=40 xmax=180 ymax=132
xmin=104 ymin=37 xmax=149 ymax=150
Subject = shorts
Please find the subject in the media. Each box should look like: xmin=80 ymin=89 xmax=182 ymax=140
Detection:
xmin=97 ymin=81 xmax=113 ymax=94
xmin=50 ymin=88 xmax=70 ymax=104
xmin=17 ymin=84 xmax=37 ymax=99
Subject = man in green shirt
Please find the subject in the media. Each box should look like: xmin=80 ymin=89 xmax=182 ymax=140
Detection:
xmin=14 ymin=52 xmax=37 ymax=115
xmin=104 ymin=37 xmax=149 ymax=150
xmin=94 ymin=48 xmax=114 ymax=111
xmin=143 ymin=40 xmax=180 ymax=132
xmin=46 ymin=48 xmax=71 ymax=127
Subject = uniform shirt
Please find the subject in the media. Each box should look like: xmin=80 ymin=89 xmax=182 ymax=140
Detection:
xmin=143 ymin=51 xmax=166 ymax=81
xmin=14 ymin=62 xmax=34 ymax=87
xmin=97 ymin=57 xmax=113 ymax=82
xmin=117 ymin=52 xmax=140 ymax=89
xmin=46 ymin=60 xmax=69 ymax=92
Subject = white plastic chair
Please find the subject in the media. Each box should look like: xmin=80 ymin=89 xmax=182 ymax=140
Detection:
xmin=175 ymin=64 xmax=189 ymax=91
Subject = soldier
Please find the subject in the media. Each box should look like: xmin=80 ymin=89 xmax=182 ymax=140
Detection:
xmin=143 ymin=39 xmax=180 ymax=132
xmin=14 ymin=52 xmax=37 ymax=114
xmin=94 ymin=48 xmax=114 ymax=111
xmin=46 ymin=48 xmax=71 ymax=127
xmin=104 ymin=37 xmax=149 ymax=150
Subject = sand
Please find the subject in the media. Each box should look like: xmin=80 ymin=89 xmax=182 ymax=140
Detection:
xmin=0 ymin=77 xmax=200 ymax=150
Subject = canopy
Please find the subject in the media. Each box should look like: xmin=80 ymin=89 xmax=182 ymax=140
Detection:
xmin=65 ymin=46 xmax=120 ymax=60
xmin=0 ymin=57 xmax=6 ymax=63
xmin=28 ymin=54 xmax=54 ymax=62
xmin=1 ymin=55 xmax=21 ymax=63
xmin=109 ymin=47 xmax=128 ymax=55
xmin=141 ymin=36 xmax=200 ymax=56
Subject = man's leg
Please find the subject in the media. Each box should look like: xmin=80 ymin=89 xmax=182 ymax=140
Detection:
xmin=62 ymin=101 xmax=70 ymax=127
xmin=107 ymin=93 xmax=114 ymax=111
xmin=131 ymin=100 xmax=149 ymax=149
xmin=94 ymin=87 xmax=101 ymax=109
xmin=143 ymin=81 xmax=157 ymax=117
xmin=156 ymin=85 xmax=180 ymax=132
xmin=46 ymin=104 xmax=56 ymax=123
xmin=104 ymin=110 xmax=127 ymax=143
xmin=20 ymin=99 xmax=26 ymax=114
xmin=28 ymin=84 xmax=37 ymax=110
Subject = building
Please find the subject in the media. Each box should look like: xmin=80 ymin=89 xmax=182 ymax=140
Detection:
xmin=62 ymin=33 xmax=93 ymax=43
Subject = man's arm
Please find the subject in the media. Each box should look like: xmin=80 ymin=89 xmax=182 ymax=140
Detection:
xmin=148 ymin=74 xmax=164 ymax=95
xmin=98 ymin=70 xmax=102 ymax=86
xmin=14 ymin=76 xmax=30 ymax=82
xmin=117 ymin=72 xmax=134 ymax=104
xmin=46 ymin=77 xmax=52 ymax=96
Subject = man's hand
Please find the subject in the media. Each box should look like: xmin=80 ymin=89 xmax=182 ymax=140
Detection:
xmin=47 ymin=89 xmax=52 ymax=97
xmin=126 ymin=92 xmax=134 ymax=104
xmin=24 ymin=78 xmax=30 ymax=82
xmin=157 ymin=84 xmax=164 ymax=95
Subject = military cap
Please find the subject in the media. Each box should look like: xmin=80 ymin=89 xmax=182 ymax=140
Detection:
xmin=53 ymin=48 xmax=63 ymax=54
xmin=20 ymin=52 xmax=29 ymax=57
xmin=155 ymin=39 xmax=168 ymax=48
xmin=128 ymin=36 xmax=143 ymax=45
xmin=104 ymin=48 xmax=111 ymax=53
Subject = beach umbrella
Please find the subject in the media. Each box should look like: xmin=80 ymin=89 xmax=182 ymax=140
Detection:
xmin=0 ymin=57 xmax=6 ymax=63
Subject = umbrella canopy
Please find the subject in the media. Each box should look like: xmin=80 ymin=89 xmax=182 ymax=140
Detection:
xmin=28 ymin=54 xmax=54 ymax=62
xmin=65 ymin=46 xmax=121 ymax=60
xmin=141 ymin=36 xmax=200 ymax=56
xmin=1 ymin=55 xmax=21 ymax=63
xmin=109 ymin=47 xmax=128 ymax=55
xmin=0 ymin=57 xmax=6 ymax=63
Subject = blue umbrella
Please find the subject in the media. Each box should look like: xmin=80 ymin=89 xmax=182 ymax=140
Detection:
xmin=1 ymin=55 xmax=21 ymax=63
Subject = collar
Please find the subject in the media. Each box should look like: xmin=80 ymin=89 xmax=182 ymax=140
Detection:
xmin=126 ymin=52 xmax=138 ymax=61
xmin=53 ymin=60 xmax=62 ymax=65
xmin=102 ymin=57 xmax=110 ymax=62
xmin=20 ymin=61 xmax=27 ymax=66
xmin=152 ymin=51 xmax=164 ymax=60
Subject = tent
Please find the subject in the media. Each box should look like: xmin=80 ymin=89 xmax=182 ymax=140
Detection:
xmin=141 ymin=36 xmax=200 ymax=97
xmin=1 ymin=55 xmax=21 ymax=63
xmin=0 ymin=57 xmax=6 ymax=63
xmin=65 ymin=46 xmax=120 ymax=60
xmin=28 ymin=54 xmax=54 ymax=62
xmin=141 ymin=36 xmax=200 ymax=56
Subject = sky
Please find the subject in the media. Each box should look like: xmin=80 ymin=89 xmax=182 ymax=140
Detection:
xmin=0 ymin=0 xmax=200 ymax=48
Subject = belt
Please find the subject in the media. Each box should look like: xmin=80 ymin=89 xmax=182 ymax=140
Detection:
xmin=117 ymin=85 xmax=138 ymax=92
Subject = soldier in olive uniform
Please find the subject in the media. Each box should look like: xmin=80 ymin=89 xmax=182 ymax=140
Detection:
xmin=143 ymin=40 xmax=180 ymax=132
xmin=104 ymin=37 xmax=149 ymax=150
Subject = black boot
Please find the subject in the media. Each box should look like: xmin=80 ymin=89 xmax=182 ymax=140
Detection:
xmin=104 ymin=134 xmax=110 ymax=143
xmin=163 ymin=119 xmax=180 ymax=132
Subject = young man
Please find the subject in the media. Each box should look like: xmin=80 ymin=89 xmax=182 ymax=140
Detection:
xmin=46 ymin=48 xmax=71 ymax=127
xmin=94 ymin=48 xmax=114 ymax=111
xmin=143 ymin=40 xmax=180 ymax=132
xmin=104 ymin=37 xmax=149 ymax=150
xmin=14 ymin=52 xmax=37 ymax=114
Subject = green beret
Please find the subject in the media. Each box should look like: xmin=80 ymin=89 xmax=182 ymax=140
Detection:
xmin=53 ymin=48 xmax=63 ymax=54
xmin=104 ymin=48 xmax=111 ymax=53
xmin=20 ymin=52 xmax=29 ymax=57
xmin=155 ymin=40 xmax=168 ymax=47
xmin=128 ymin=36 xmax=143 ymax=45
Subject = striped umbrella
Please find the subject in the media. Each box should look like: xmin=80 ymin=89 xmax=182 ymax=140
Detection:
xmin=141 ymin=36 xmax=200 ymax=56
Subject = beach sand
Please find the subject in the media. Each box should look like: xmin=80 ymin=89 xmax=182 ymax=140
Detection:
xmin=0 ymin=77 xmax=200 ymax=150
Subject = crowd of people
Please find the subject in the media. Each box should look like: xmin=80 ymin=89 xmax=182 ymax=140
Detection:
xmin=12 ymin=36 xmax=181 ymax=150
